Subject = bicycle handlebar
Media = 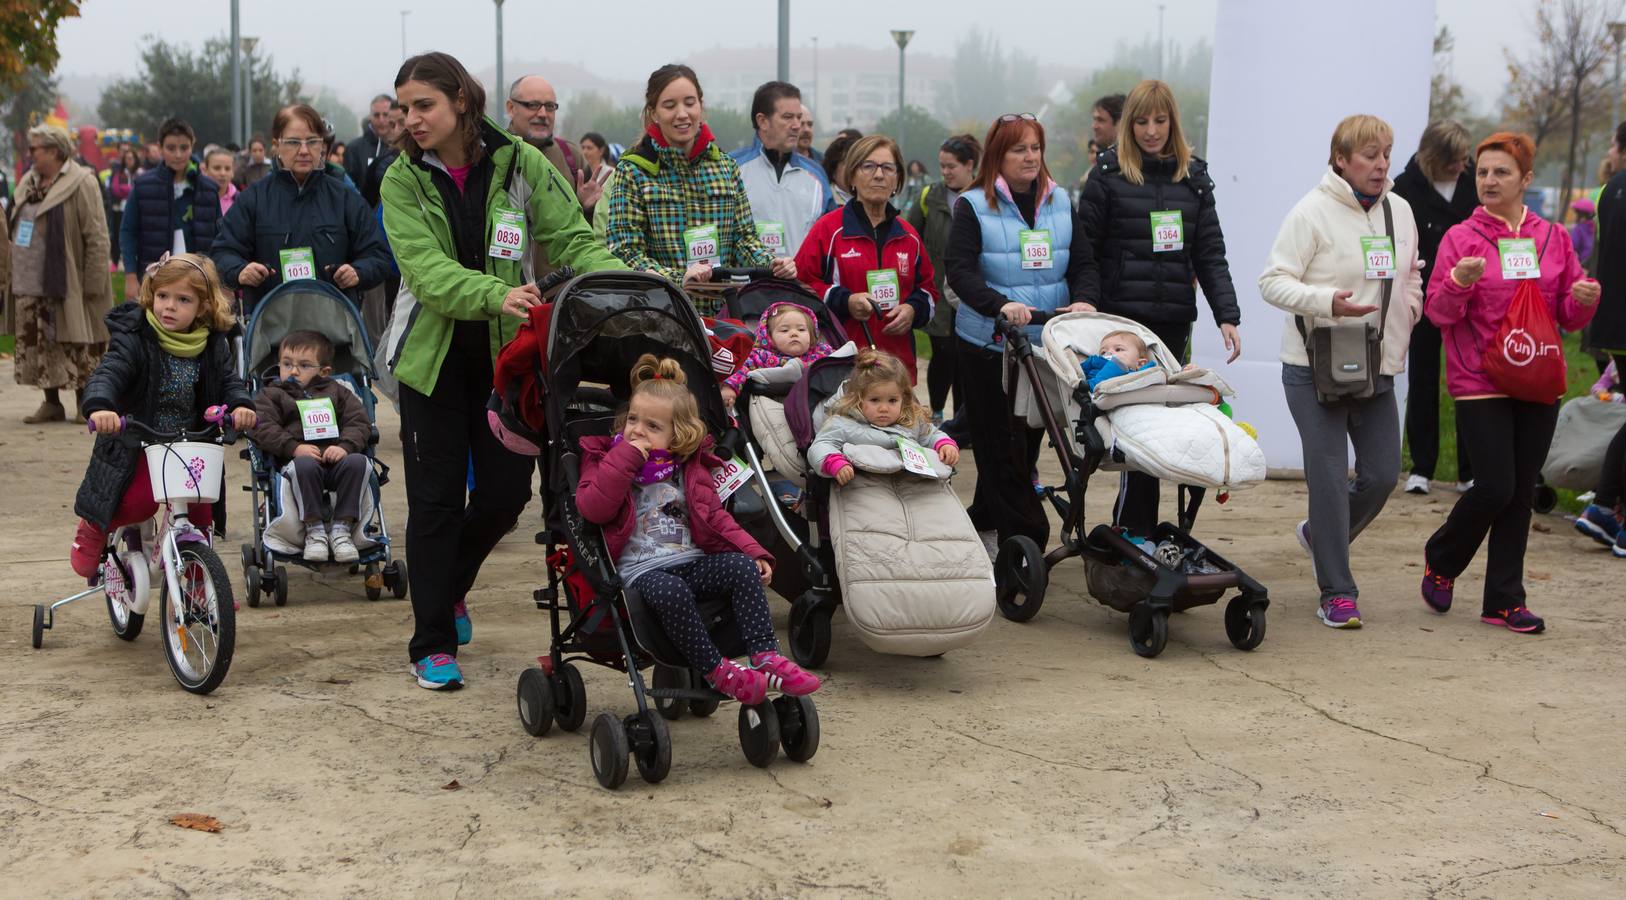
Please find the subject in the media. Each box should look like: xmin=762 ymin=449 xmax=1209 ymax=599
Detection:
xmin=89 ymin=405 xmax=240 ymax=446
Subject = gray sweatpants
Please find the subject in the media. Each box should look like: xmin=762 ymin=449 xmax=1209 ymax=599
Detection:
xmin=1282 ymin=365 xmax=1401 ymax=602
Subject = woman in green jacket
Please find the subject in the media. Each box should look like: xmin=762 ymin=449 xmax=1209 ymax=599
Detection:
xmin=382 ymin=51 xmax=624 ymax=691
xmin=604 ymin=64 xmax=793 ymax=286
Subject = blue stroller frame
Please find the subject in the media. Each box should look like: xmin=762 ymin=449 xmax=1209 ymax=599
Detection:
xmin=236 ymin=280 xmax=406 ymax=606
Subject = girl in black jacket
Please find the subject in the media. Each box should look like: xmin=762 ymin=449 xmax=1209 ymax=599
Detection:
xmin=1077 ymin=79 xmax=1242 ymax=536
xmin=69 ymin=254 xmax=256 ymax=578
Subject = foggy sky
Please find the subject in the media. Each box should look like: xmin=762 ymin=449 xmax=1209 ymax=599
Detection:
xmin=50 ymin=0 xmax=1522 ymax=114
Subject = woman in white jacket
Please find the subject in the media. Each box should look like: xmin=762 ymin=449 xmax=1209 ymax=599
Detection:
xmin=1258 ymin=114 xmax=1423 ymax=630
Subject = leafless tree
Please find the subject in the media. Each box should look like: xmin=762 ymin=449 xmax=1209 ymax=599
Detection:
xmin=1505 ymin=0 xmax=1621 ymax=202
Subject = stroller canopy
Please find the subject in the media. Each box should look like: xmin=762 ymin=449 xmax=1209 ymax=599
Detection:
xmin=243 ymin=281 xmax=374 ymax=382
xmin=545 ymin=272 xmax=730 ymax=436
xmin=721 ymin=278 xmax=847 ymax=349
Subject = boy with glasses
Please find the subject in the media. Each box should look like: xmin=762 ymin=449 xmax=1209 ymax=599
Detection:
xmin=249 ymin=330 xmax=373 ymax=562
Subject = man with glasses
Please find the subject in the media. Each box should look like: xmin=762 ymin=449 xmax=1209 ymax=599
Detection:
xmin=505 ymin=74 xmax=597 ymax=279
xmin=731 ymin=81 xmax=833 ymax=261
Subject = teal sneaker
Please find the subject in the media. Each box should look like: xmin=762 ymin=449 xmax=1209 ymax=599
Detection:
xmin=411 ymin=653 xmax=464 ymax=690
xmin=453 ymin=600 xmax=472 ymax=646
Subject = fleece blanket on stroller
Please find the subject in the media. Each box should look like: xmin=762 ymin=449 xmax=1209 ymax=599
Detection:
xmin=263 ymin=460 xmax=383 ymax=558
xmin=1015 ymin=311 xmax=1266 ymax=491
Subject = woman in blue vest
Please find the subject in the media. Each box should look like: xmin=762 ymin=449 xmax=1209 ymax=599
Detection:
xmin=119 ymin=117 xmax=220 ymax=300
xmin=944 ymin=114 xmax=1099 ymax=552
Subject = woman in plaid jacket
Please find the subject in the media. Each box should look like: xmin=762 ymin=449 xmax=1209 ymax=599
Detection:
xmin=605 ymin=64 xmax=795 ymax=286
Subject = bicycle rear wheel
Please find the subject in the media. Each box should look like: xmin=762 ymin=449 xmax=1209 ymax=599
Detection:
xmin=160 ymin=543 xmax=236 ymax=695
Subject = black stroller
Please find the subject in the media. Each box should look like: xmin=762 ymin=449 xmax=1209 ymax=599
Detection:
xmin=990 ymin=310 xmax=1270 ymax=658
xmin=513 ymin=270 xmax=821 ymax=790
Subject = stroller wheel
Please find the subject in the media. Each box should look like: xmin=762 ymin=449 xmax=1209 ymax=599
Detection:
xmin=272 ymin=566 xmax=289 ymax=607
xmin=630 ymin=710 xmax=672 ymax=784
xmin=652 ymin=665 xmax=689 ymax=721
xmin=788 ymin=593 xmax=832 ymax=669
xmin=774 ymin=694 xmax=820 ymax=763
xmin=1128 ymin=604 xmax=1169 ymax=659
xmin=239 ymin=543 xmax=257 ymax=571
xmin=1225 ymin=597 xmax=1268 ymax=652
xmin=589 ymin=712 xmax=630 ymax=789
xmin=688 ymin=671 xmax=722 ymax=718
xmin=32 ymin=604 xmax=46 ymax=649
xmin=245 ymin=567 xmax=262 ymax=608
xmin=1532 ymin=483 xmax=1558 ymax=515
xmin=738 ymin=700 xmax=781 ymax=768
xmin=365 ymin=564 xmax=383 ymax=602
xmin=995 ymin=536 xmax=1048 ymax=623
xmin=516 ymin=667 xmax=554 ymax=736
xmin=386 ymin=559 xmax=409 ymax=599
xmin=552 ymin=663 xmax=588 ymax=732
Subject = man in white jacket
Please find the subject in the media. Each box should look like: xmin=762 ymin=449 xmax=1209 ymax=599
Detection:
xmin=1258 ymin=114 xmax=1424 ymax=632
xmin=730 ymin=81 xmax=834 ymax=260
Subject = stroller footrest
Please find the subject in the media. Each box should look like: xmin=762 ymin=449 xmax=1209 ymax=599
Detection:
xmin=645 ymin=686 xmax=724 ymax=702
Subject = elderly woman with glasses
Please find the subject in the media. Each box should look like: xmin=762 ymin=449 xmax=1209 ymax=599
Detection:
xmin=211 ymin=104 xmax=393 ymax=312
xmin=2 ymin=123 xmax=113 ymax=423
xmin=794 ymin=133 xmax=937 ymax=374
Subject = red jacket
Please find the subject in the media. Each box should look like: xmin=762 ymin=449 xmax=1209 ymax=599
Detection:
xmin=575 ymin=435 xmax=772 ymax=565
xmin=793 ymin=199 xmax=936 ymax=378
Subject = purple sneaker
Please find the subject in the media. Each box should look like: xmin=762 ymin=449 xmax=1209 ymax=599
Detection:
xmin=1481 ymin=606 xmax=1545 ymax=634
xmin=1420 ymin=566 xmax=1453 ymax=613
xmin=1317 ymin=596 xmax=1362 ymax=629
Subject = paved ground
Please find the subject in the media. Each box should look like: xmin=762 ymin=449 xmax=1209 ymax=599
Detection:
xmin=2 ymin=360 xmax=1623 ymax=898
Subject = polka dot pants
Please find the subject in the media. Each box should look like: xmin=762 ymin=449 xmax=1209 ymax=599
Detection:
xmin=629 ymin=552 xmax=778 ymax=672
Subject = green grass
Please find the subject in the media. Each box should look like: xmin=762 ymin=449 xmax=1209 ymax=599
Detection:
xmin=1403 ymin=330 xmax=1603 ymax=513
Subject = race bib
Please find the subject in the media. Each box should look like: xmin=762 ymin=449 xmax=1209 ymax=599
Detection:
xmin=488 ymin=206 xmax=526 ymax=260
xmin=14 ymin=219 xmax=34 ymax=248
xmin=895 ymin=437 xmax=938 ymax=478
xmin=1151 ymin=211 xmax=1184 ymax=252
xmin=279 ymin=247 xmax=315 ymax=282
xmin=866 ymin=269 xmax=900 ymax=310
xmin=684 ymin=224 xmax=720 ymax=266
xmin=1498 ymin=238 xmax=1540 ymax=280
xmin=756 ymin=222 xmax=787 ymax=257
xmin=1019 ymin=228 xmax=1053 ymax=269
xmin=1360 ymin=236 xmax=1395 ymax=280
xmin=710 ymin=454 xmax=752 ymax=501
xmin=296 ymin=397 xmax=339 ymax=441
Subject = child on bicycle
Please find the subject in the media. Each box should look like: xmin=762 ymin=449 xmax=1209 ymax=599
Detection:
xmin=720 ymin=301 xmax=835 ymax=409
xmin=248 ymin=330 xmax=372 ymax=563
xmin=807 ymin=348 xmax=959 ymax=486
xmin=70 ymin=253 xmax=257 ymax=578
xmin=575 ymin=354 xmax=821 ymax=704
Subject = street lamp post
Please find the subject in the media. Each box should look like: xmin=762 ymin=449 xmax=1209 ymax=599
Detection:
xmin=1158 ymin=4 xmax=1167 ymax=79
xmin=231 ymin=0 xmax=241 ymax=145
xmin=777 ymin=0 xmax=790 ymax=82
xmin=812 ymin=36 xmax=819 ymax=116
xmin=891 ymin=30 xmax=913 ymax=160
xmin=495 ymin=0 xmax=506 ymax=100
xmin=1611 ymin=22 xmax=1625 ymax=136
xmin=400 ymin=10 xmax=410 ymax=59
xmin=241 ymin=37 xmax=259 ymax=139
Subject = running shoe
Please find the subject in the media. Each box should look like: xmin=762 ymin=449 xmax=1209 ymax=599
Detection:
xmin=749 ymin=652 xmax=821 ymax=695
xmin=707 ymin=659 xmax=768 ymax=705
xmin=411 ymin=653 xmax=464 ymax=690
xmin=1420 ymin=565 xmax=1454 ymax=613
xmin=1404 ymin=474 xmax=1430 ymax=495
xmin=1295 ymin=520 xmax=1318 ymax=585
xmin=1574 ymin=504 xmax=1623 ymax=547
xmin=1613 ymin=530 xmax=1626 ymax=559
xmin=329 ymin=523 xmax=360 ymax=563
xmin=1318 ymin=596 xmax=1362 ymax=629
xmin=453 ymin=599 xmax=472 ymax=646
xmin=1481 ymin=607 xmax=1545 ymax=633
xmin=303 ymin=523 xmax=329 ymax=562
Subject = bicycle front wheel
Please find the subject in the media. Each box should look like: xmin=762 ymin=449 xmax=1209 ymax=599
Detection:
xmin=160 ymin=543 xmax=236 ymax=695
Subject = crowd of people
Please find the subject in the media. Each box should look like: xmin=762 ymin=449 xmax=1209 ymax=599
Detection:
xmin=4 ymin=47 xmax=1625 ymax=698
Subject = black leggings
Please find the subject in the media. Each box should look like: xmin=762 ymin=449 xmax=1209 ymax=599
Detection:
xmin=1112 ymin=321 xmax=1191 ymax=536
xmin=959 ymin=338 xmax=1048 ymax=546
xmin=1595 ymin=352 xmax=1626 ymax=509
xmin=1425 ymin=397 xmax=1559 ymax=614
xmin=927 ymin=334 xmax=959 ymax=413
xmin=630 ymin=553 xmax=777 ymax=672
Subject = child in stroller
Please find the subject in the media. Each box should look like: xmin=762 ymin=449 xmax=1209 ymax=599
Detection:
xmin=808 ymin=348 xmax=960 ymax=484
xmin=577 ymin=354 xmax=821 ymax=703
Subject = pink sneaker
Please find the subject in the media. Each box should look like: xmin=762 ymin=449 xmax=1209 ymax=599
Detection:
xmin=749 ymin=651 xmax=821 ymax=695
xmin=707 ymin=659 xmax=768 ymax=705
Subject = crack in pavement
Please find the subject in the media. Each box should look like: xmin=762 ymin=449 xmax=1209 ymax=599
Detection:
xmin=1424 ymin=854 xmax=1626 ymax=899
xmin=275 ymin=690 xmax=441 ymax=738
xmin=1179 ymin=730 xmax=1264 ymax=795
xmin=0 ymin=786 xmax=101 ymax=817
xmin=1126 ymin=779 xmax=1185 ymax=841
xmin=456 ymin=815 xmax=482 ymax=852
xmin=765 ymin=768 xmax=832 ymax=809
xmin=151 ymin=866 xmax=192 ymax=899
xmin=1194 ymin=650 xmax=1626 ymax=842
xmin=792 ymin=877 xmax=886 ymax=896
xmin=927 ymin=717 xmax=1133 ymax=774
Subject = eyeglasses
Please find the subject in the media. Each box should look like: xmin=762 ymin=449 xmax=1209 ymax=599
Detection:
xmin=279 ymin=359 xmax=323 ymax=373
xmin=510 ymin=99 xmax=559 ymax=114
xmin=277 ymin=138 xmax=325 ymax=150
xmin=998 ymin=113 xmax=1038 ymax=123
xmin=857 ymin=161 xmax=899 ymax=177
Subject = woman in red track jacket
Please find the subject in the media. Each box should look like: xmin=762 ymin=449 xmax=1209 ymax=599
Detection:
xmin=793 ymin=134 xmax=935 ymax=378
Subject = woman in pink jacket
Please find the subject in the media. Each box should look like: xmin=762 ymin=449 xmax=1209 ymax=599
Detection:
xmin=1420 ymin=132 xmax=1600 ymax=633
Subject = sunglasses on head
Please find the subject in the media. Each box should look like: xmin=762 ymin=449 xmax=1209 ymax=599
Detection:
xmin=998 ymin=113 xmax=1038 ymax=123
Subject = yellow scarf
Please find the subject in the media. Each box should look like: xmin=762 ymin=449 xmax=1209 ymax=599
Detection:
xmin=145 ymin=308 xmax=208 ymax=358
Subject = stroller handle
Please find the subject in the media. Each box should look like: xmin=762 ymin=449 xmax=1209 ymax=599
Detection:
xmin=994 ymin=307 xmax=1058 ymax=337
xmin=534 ymin=266 xmax=574 ymax=297
xmin=709 ymin=267 xmax=773 ymax=283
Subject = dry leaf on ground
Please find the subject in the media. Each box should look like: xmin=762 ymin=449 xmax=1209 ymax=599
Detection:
xmin=441 ymin=779 xmax=462 ymax=791
xmin=168 ymin=813 xmax=223 ymax=833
